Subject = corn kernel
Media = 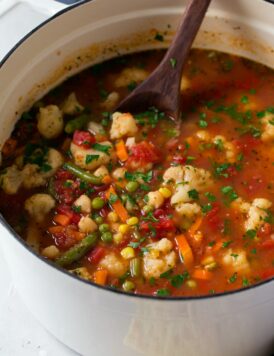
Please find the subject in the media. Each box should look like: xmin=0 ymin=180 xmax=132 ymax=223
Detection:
xmin=107 ymin=211 xmax=118 ymax=223
xmin=159 ymin=187 xmax=172 ymax=198
xmin=121 ymin=247 xmax=135 ymax=259
xmin=126 ymin=217 xmax=139 ymax=226
xmin=186 ymin=280 xmax=197 ymax=289
xmin=113 ymin=233 xmax=123 ymax=244
xmin=119 ymin=224 xmax=130 ymax=234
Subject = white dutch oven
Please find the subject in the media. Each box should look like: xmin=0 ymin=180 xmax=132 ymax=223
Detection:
xmin=0 ymin=0 xmax=274 ymax=355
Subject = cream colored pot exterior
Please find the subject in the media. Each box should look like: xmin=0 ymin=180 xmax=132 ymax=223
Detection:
xmin=0 ymin=1 xmax=274 ymax=355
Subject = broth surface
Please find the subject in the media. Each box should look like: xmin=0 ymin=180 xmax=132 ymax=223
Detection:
xmin=1 ymin=49 xmax=274 ymax=297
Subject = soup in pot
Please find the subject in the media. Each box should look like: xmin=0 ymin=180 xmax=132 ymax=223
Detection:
xmin=1 ymin=48 xmax=274 ymax=297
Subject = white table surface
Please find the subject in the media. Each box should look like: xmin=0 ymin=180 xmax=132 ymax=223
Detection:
xmin=0 ymin=1 xmax=79 ymax=355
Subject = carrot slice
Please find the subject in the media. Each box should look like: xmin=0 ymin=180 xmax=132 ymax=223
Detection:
xmin=105 ymin=186 xmax=129 ymax=222
xmin=193 ymin=268 xmax=213 ymax=280
xmin=116 ymin=139 xmax=128 ymax=162
xmin=175 ymin=234 xmax=194 ymax=268
xmin=102 ymin=175 xmax=112 ymax=185
xmin=188 ymin=216 xmax=203 ymax=237
xmin=94 ymin=269 xmax=108 ymax=285
xmin=48 ymin=226 xmax=64 ymax=234
xmin=53 ymin=214 xmax=71 ymax=226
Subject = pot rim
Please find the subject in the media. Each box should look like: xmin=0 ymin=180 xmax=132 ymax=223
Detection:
xmin=0 ymin=0 xmax=273 ymax=302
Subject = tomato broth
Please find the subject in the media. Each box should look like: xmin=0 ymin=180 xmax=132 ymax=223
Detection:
xmin=1 ymin=48 xmax=274 ymax=297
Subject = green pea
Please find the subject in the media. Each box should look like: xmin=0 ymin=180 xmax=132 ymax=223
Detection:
xmin=126 ymin=181 xmax=139 ymax=193
xmin=101 ymin=231 xmax=113 ymax=243
xmin=99 ymin=224 xmax=109 ymax=233
xmin=122 ymin=280 xmax=135 ymax=292
xmin=92 ymin=197 xmax=105 ymax=209
xmin=94 ymin=216 xmax=103 ymax=224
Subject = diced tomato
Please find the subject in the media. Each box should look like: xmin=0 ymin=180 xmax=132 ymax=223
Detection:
xmin=140 ymin=217 xmax=175 ymax=233
xmin=234 ymin=135 xmax=260 ymax=155
xmin=88 ymin=246 xmax=106 ymax=264
xmin=50 ymin=225 xmax=78 ymax=250
xmin=257 ymin=223 xmax=272 ymax=239
xmin=172 ymin=156 xmax=187 ymax=164
xmin=55 ymin=169 xmax=74 ymax=180
xmin=260 ymin=239 xmax=274 ymax=249
xmin=73 ymin=130 xmax=96 ymax=149
xmin=166 ymin=138 xmax=179 ymax=150
xmin=128 ymin=141 xmax=160 ymax=165
xmin=57 ymin=205 xmax=81 ymax=224
xmin=205 ymin=203 xmax=222 ymax=230
xmin=260 ymin=268 xmax=274 ymax=279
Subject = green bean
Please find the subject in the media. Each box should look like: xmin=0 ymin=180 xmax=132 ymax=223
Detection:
xmin=56 ymin=232 xmax=98 ymax=267
xmin=130 ymin=258 xmax=141 ymax=277
xmin=64 ymin=114 xmax=89 ymax=134
xmin=63 ymin=162 xmax=102 ymax=185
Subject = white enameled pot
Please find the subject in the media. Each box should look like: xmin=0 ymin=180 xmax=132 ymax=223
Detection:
xmin=0 ymin=0 xmax=274 ymax=355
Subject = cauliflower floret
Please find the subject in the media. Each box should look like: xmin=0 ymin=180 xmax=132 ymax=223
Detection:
xmin=41 ymin=245 xmax=60 ymax=259
xmin=73 ymin=194 xmax=91 ymax=213
xmin=163 ymin=166 xmax=184 ymax=184
xmin=232 ymin=197 xmax=251 ymax=214
xmin=143 ymin=238 xmax=177 ymax=279
xmin=61 ymin=92 xmax=84 ymax=115
xmin=261 ymin=114 xmax=274 ymax=143
xmin=44 ymin=148 xmax=64 ymax=177
xmin=213 ymin=135 xmax=237 ymax=162
xmin=0 ymin=165 xmax=23 ymax=194
xmin=175 ymin=202 xmax=201 ymax=219
xmin=125 ymin=137 xmax=136 ymax=148
xmin=99 ymin=252 xmax=128 ymax=277
xmin=222 ymin=249 xmax=250 ymax=275
xmin=110 ymin=112 xmax=138 ymax=140
xmin=170 ymin=165 xmax=211 ymax=205
xmin=70 ymin=141 xmax=113 ymax=171
xmin=146 ymin=191 xmax=165 ymax=209
xmin=100 ymin=91 xmax=120 ymax=110
xmin=233 ymin=197 xmax=272 ymax=231
xmin=93 ymin=165 xmax=109 ymax=178
xmin=114 ymin=67 xmax=148 ymax=88
xmin=22 ymin=164 xmax=47 ymax=189
xmin=25 ymin=193 xmax=55 ymax=223
xmin=112 ymin=167 xmax=126 ymax=181
xmin=245 ymin=198 xmax=272 ymax=231
xmin=78 ymin=216 xmax=97 ymax=233
xmin=37 ymin=105 xmax=63 ymax=139
xmin=87 ymin=121 xmax=105 ymax=137
xmin=22 ymin=149 xmax=63 ymax=189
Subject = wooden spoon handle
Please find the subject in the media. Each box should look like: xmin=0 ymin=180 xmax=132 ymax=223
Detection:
xmin=160 ymin=0 xmax=212 ymax=83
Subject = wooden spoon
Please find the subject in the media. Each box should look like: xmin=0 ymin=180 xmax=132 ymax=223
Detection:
xmin=116 ymin=0 xmax=212 ymax=121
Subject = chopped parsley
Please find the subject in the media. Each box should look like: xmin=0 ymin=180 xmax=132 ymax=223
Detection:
xmin=156 ymin=288 xmax=170 ymax=297
xmin=109 ymin=193 xmax=118 ymax=204
xmin=170 ymin=58 xmax=177 ymax=68
xmin=205 ymin=192 xmax=216 ymax=202
xmin=154 ymin=33 xmax=164 ymax=42
xmin=92 ymin=143 xmax=111 ymax=154
xmin=229 ymin=272 xmax=238 ymax=283
xmin=222 ymin=240 xmax=232 ymax=248
xmin=125 ymin=170 xmax=153 ymax=183
xmin=85 ymin=154 xmax=99 ymax=164
xmin=188 ymin=189 xmax=199 ymax=200
xmin=221 ymin=185 xmax=238 ymax=203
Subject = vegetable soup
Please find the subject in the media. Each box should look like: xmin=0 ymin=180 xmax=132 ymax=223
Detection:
xmin=1 ymin=48 xmax=274 ymax=297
